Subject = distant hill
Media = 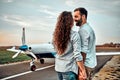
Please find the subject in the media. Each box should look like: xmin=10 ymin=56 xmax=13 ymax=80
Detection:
xmin=96 ymin=42 xmax=120 ymax=52
xmin=0 ymin=46 xmax=19 ymax=51
xmin=97 ymin=42 xmax=120 ymax=48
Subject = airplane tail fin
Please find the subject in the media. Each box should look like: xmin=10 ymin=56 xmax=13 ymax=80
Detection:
xmin=22 ymin=27 xmax=26 ymax=45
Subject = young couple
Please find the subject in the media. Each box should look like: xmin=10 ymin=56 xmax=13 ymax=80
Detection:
xmin=53 ymin=7 xmax=97 ymax=80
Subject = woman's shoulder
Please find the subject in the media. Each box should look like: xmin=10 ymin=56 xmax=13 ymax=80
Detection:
xmin=71 ymin=30 xmax=80 ymax=40
xmin=71 ymin=30 xmax=78 ymax=34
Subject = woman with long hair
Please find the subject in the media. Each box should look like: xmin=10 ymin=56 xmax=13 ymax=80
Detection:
xmin=53 ymin=11 xmax=86 ymax=80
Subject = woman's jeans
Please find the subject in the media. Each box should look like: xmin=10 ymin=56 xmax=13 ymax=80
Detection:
xmin=57 ymin=71 xmax=77 ymax=80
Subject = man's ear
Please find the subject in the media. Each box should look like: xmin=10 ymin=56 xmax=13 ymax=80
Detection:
xmin=82 ymin=15 xmax=86 ymax=19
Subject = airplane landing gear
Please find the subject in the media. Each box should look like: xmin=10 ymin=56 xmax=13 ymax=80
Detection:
xmin=29 ymin=58 xmax=45 ymax=71
xmin=30 ymin=59 xmax=36 ymax=71
xmin=40 ymin=59 xmax=44 ymax=64
xmin=30 ymin=65 xmax=36 ymax=71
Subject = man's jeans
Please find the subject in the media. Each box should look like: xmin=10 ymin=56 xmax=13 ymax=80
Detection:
xmin=85 ymin=66 xmax=94 ymax=80
xmin=57 ymin=71 xmax=77 ymax=80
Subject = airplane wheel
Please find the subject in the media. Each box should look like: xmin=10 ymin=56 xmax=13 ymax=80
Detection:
xmin=40 ymin=59 xmax=44 ymax=64
xmin=30 ymin=65 xmax=36 ymax=71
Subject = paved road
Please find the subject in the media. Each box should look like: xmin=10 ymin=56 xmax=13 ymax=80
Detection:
xmin=93 ymin=55 xmax=113 ymax=74
xmin=0 ymin=56 xmax=113 ymax=80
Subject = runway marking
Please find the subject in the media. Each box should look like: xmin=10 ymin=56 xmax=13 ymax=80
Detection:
xmin=1 ymin=65 xmax=54 ymax=80
xmin=96 ymin=52 xmax=120 ymax=56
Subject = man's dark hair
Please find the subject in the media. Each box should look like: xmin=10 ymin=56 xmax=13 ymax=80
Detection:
xmin=74 ymin=7 xmax=88 ymax=19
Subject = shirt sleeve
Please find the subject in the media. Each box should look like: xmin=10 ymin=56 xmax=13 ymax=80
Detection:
xmin=79 ymin=29 xmax=89 ymax=54
xmin=72 ymin=31 xmax=83 ymax=61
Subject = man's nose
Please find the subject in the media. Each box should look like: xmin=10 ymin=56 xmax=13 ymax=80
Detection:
xmin=74 ymin=18 xmax=77 ymax=20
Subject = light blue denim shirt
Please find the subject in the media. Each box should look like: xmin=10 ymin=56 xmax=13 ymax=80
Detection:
xmin=78 ymin=23 xmax=97 ymax=68
xmin=54 ymin=30 xmax=83 ymax=75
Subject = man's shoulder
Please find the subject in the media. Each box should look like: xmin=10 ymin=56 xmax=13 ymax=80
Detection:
xmin=80 ymin=23 xmax=94 ymax=33
xmin=81 ymin=23 xmax=90 ymax=29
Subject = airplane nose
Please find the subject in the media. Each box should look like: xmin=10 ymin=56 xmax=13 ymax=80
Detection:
xmin=29 ymin=47 xmax=32 ymax=50
xmin=19 ymin=45 xmax=28 ymax=51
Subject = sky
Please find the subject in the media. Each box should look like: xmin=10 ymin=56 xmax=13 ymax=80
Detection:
xmin=0 ymin=0 xmax=120 ymax=46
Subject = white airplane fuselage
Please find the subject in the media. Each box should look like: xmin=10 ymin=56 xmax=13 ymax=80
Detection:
xmin=28 ymin=43 xmax=55 ymax=54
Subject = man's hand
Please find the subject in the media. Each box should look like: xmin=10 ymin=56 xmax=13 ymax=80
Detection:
xmin=78 ymin=67 xmax=87 ymax=80
xmin=77 ymin=61 xmax=87 ymax=80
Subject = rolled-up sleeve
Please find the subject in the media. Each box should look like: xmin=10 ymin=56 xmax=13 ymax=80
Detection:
xmin=72 ymin=31 xmax=83 ymax=61
xmin=79 ymin=29 xmax=89 ymax=54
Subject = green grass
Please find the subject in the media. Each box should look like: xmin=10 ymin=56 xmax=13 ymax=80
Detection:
xmin=0 ymin=50 xmax=31 ymax=64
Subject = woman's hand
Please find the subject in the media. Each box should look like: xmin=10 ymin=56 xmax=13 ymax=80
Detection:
xmin=77 ymin=61 xmax=87 ymax=80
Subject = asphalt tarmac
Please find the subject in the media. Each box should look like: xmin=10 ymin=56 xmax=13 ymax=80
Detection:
xmin=0 ymin=56 xmax=113 ymax=80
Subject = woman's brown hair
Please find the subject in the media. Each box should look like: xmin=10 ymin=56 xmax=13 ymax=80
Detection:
xmin=53 ymin=11 xmax=73 ymax=55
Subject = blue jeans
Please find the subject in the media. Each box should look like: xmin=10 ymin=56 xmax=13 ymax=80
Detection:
xmin=57 ymin=71 xmax=77 ymax=80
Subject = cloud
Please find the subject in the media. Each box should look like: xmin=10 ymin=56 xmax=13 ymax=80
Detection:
xmin=2 ymin=0 xmax=14 ymax=3
xmin=1 ymin=14 xmax=55 ymax=31
xmin=2 ymin=15 xmax=30 ymax=27
xmin=64 ymin=0 xmax=120 ymax=17
xmin=38 ymin=8 xmax=58 ymax=17
xmin=39 ymin=5 xmax=52 ymax=10
xmin=111 ymin=0 xmax=120 ymax=5
xmin=65 ymin=0 xmax=75 ymax=7
xmin=65 ymin=0 xmax=87 ymax=7
xmin=43 ymin=9 xmax=57 ymax=16
xmin=38 ymin=4 xmax=59 ymax=18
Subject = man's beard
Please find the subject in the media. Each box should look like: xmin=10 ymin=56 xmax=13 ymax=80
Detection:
xmin=75 ymin=19 xmax=82 ymax=26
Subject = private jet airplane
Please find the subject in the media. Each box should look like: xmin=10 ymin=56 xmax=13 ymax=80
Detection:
xmin=7 ymin=28 xmax=120 ymax=71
